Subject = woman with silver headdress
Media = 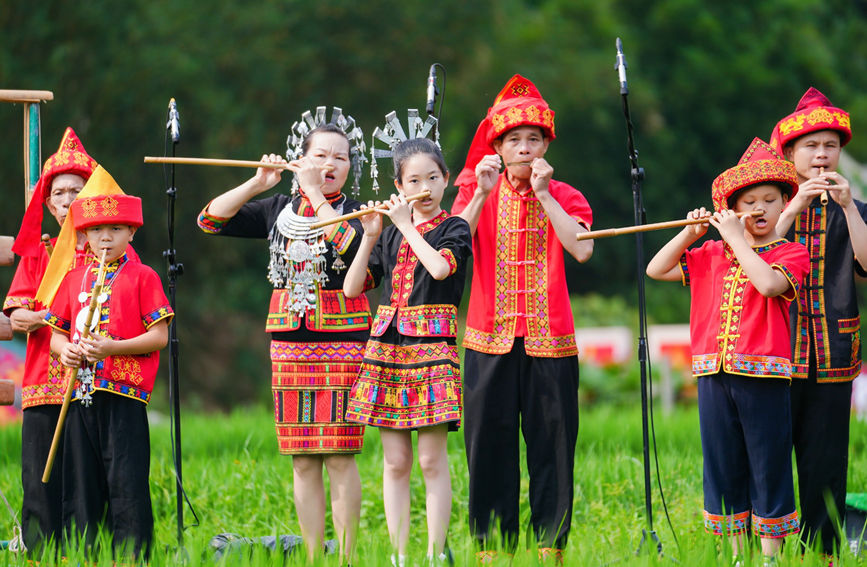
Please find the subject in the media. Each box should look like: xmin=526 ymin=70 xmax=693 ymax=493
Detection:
xmin=197 ymin=108 xmax=371 ymax=563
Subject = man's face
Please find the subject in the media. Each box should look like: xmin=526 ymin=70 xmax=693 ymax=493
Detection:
xmin=784 ymin=130 xmax=842 ymax=183
xmin=45 ymin=173 xmax=86 ymax=226
xmin=492 ymin=126 xmax=550 ymax=180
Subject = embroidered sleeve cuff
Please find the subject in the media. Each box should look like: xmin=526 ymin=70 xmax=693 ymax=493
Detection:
xmin=197 ymin=203 xmax=231 ymax=234
xmin=574 ymin=215 xmax=591 ymax=230
xmin=440 ymin=248 xmax=458 ymax=276
xmin=3 ymin=296 xmax=34 ymax=315
xmin=44 ymin=311 xmax=71 ymax=334
xmin=679 ymin=254 xmax=690 ymax=287
xmin=772 ymin=263 xmax=799 ymax=303
xmin=324 ymin=221 xmax=357 ymax=254
xmin=143 ymin=306 xmax=175 ymax=329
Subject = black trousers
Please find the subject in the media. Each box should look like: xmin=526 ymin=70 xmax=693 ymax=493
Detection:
xmin=62 ymin=392 xmax=153 ymax=559
xmin=463 ymin=340 xmax=579 ymax=549
xmin=790 ymin=370 xmax=852 ymax=555
xmin=21 ymin=405 xmax=63 ymax=553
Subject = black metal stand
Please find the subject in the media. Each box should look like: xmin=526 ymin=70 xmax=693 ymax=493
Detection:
xmin=615 ymin=38 xmax=664 ymax=559
xmin=163 ymin=100 xmax=186 ymax=546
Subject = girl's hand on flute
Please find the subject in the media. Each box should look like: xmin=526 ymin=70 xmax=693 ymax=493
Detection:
xmin=253 ymin=154 xmax=287 ymax=193
xmin=685 ymin=207 xmax=711 ymax=238
xmin=359 ymin=201 xmax=384 ymax=239
xmin=380 ymin=194 xmax=413 ymax=231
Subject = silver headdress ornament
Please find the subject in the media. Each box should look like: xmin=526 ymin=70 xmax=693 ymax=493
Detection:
xmin=370 ymin=109 xmax=440 ymax=193
xmin=285 ymin=106 xmax=367 ymax=196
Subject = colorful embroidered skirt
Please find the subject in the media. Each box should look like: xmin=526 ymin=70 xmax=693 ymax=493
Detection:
xmin=345 ymin=332 xmax=462 ymax=430
xmin=271 ymin=340 xmax=365 ymax=455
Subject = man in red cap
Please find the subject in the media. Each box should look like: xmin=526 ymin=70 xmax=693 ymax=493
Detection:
xmin=452 ymin=75 xmax=594 ymax=560
xmin=3 ymin=127 xmax=97 ymax=552
xmin=46 ymin=171 xmax=172 ymax=559
xmin=771 ymin=87 xmax=867 ymax=556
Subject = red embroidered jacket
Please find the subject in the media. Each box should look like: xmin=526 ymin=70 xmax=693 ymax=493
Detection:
xmin=452 ymin=175 xmax=592 ymax=358
xmin=680 ymin=239 xmax=809 ymax=379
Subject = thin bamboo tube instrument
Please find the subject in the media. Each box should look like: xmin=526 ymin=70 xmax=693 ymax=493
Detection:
xmin=42 ymin=251 xmax=108 ymax=483
xmin=309 ymin=191 xmax=432 ymax=229
xmin=144 ymin=156 xmax=293 ymax=170
xmin=576 ymin=210 xmax=764 ymax=241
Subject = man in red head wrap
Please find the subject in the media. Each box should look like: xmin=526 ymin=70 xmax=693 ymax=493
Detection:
xmin=771 ymin=87 xmax=867 ymax=557
xmin=3 ymin=127 xmax=97 ymax=553
xmin=452 ymin=75 xmax=594 ymax=560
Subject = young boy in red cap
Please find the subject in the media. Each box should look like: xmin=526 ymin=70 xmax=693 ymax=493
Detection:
xmin=45 ymin=167 xmax=172 ymax=558
xmin=646 ymin=138 xmax=809 ymax=563
xmin=3 ymin=127 xmax=98 ymax=552
xmin=452 ymin=74 xmax=593 ymax=561
xmin=770 ymin=87 xmax=867 ymax=556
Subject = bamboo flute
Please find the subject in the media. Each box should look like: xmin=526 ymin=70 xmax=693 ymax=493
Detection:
xmin=820 ymin=167 xmax=829 ymax=206
xmin=576 ymin=210 xmax=764 ymax=241
xmin=42 ymin=250 xmax=108 ymax=483
xmin=143 ymin=156 xmax=334 ymax=172
xmin=309 ymin=191 xmax=432 ymax=230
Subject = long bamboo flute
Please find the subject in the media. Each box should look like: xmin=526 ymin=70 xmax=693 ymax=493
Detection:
xmin=144 ymin=156 xmax=292 ymax=170
xmin=309 ymin=191 xmax=432 ymax=229
xmin=576 ymin=210 xmax=764 ymax=241
xmin=43 ymin=251 xmax=108 ymax=483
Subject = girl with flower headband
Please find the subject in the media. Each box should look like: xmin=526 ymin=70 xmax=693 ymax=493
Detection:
xmin=646 ymin=138 xmax=809 ymax=564
xmin=197 ymin=108 xmax=372 ymax=563
xmin=343 ymin=132 xmax=472 ymax=566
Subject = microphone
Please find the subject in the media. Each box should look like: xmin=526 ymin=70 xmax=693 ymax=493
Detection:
xmin=426 ymin=64 xmax=438 ymax=116
xmin=615 ymin=38 xmax=628 ymax=95
xmin=168 ymin=98 xmax=180 ymax=143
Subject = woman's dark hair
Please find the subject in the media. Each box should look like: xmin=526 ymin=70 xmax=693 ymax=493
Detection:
xmin=301 ymin=124 xmax=349 ymax=155
xmin=726 ymin=181 xmax=793 ymax=209
xmin=392 ymin=138 xmax=448 ymax=182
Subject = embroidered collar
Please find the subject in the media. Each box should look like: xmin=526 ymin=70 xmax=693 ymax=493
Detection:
xmin=296 ymin=191 xmax=345 ymax=217
xmin=501 ymin=174 xmax=536 ymax=199
xmin=723 ymin=238 xmax=788 ymax=259
xmin=414 ymin=210 xmax=449 ymax=234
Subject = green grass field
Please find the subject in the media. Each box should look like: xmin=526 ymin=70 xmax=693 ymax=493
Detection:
xmin=1 ymin=403 xmax=866 ymax=566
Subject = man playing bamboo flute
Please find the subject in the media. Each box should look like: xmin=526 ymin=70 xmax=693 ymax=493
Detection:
xmin=770 ymin=87 xmax=867 ymax=557
xmin=452 ymin=75 xmax=593 ymax=562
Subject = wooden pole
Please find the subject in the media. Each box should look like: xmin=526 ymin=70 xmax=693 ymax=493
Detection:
xmin=576 ymin=210 xmax=763 ymax=241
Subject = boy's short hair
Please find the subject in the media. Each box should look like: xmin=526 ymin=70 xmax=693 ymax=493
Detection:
xmin=712 ymin=138 xmax=798 ymax=212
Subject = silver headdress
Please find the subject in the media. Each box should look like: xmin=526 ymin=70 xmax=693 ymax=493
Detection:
xmin=369 ymin=109 xmax=440 ymax=193
xmin=286 ymin=106 xmax=367 ymax=196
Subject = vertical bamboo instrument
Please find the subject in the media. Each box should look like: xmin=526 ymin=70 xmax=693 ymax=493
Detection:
xmin=42 ymin=250 xmax=108 ymax=483
xmin=820 ymin=167 xmax=829 ymax=206
xmin=575 ymin=210 xmax=764 ymax=241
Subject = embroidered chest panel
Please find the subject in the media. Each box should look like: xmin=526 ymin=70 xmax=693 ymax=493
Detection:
xmin=388 ymin=212 xmax=449 ymax=307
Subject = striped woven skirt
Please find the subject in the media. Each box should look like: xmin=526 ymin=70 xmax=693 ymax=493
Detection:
xmin=345 ymin=331 xmax=462 ymax=430
xmin=271 ymin=340 xmax=366 ymax=455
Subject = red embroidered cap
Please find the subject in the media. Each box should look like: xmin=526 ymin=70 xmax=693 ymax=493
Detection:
xmin=711 ymin=138 xmax=799 ymax=212
xmin=455 ymin=75 xmax=556 ymax=188
xmin=12 ymin=127 xmax=98 ymax=257
xmin=770 ymin=87 xmax=851 ymax=154
xmin=71 ymin=194 xmax=143 ymax=230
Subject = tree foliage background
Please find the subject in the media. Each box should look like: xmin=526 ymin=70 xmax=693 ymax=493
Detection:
xmin=2 ymin=0 xmax=866 ymax=409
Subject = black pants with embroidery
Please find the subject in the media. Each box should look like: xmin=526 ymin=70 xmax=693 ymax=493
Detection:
xmin=790 ymin=369 xmax=852 ymax=555
xmin=21 ymin=405 xmax=63 ymax=553
xmin=62 ymin=391 xmax=153 ymax=559
xmin=463 ymin=340 xmax=579 ymax=550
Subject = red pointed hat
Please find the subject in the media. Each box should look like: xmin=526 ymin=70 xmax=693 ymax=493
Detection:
xmin=455 ymin=75 xmax=556 ymax=188
xmin=12 ymin=127 xmax=98 ymax=257
xmin=711 ymin=138 xmax=799 ymax=212
xmin=770 ymin=87 xmax=851 ymax=154
xmin=72 ymin=194 xmax=143 ymax=230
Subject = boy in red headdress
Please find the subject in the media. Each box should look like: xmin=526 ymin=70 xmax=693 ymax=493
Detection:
xmin=452 ymin=75 xmax=593 ymax=560
xmin=45 ymin=167 xmax=172 ymax=558
xmin=770 ymin=87 xmax=867 ymax=556
xmin=646 ymin=138 xmax=809 ymax=562
xmin=3 ymin=127 xmax=98 ymax=552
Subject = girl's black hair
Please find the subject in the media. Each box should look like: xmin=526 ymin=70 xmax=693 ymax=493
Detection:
xmin=392 ymin=138 xmax=448 ymax=182
xmin=301 ymin=124 xmax=349 ymax=155
xmin=726 ymin=181 xmax=793 ymax=209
